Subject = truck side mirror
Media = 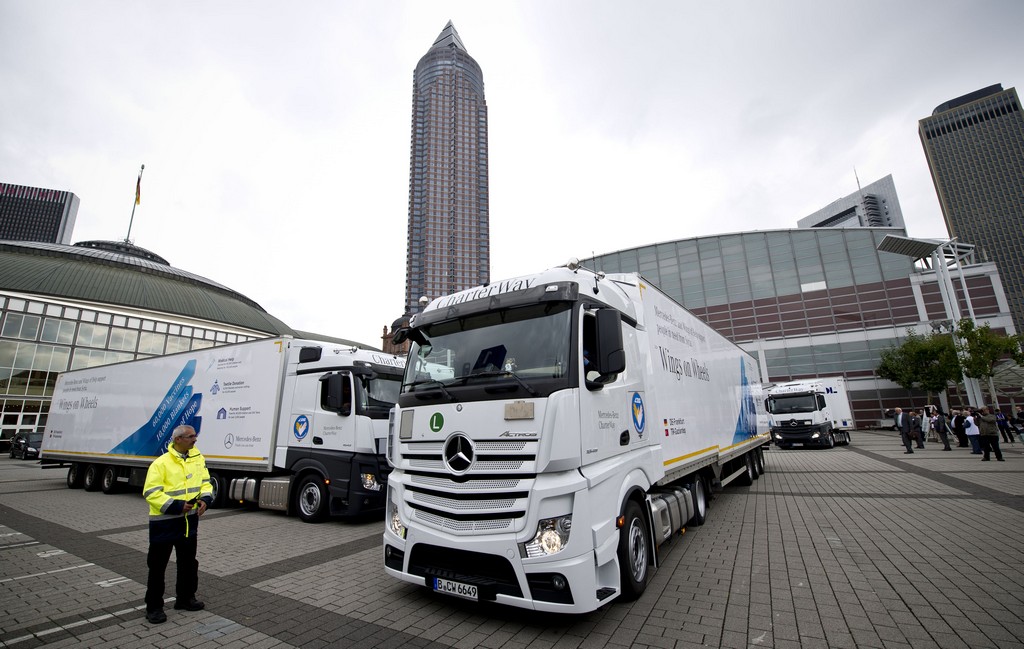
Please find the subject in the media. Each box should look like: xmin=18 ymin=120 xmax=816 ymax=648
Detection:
xmin=321 ymin=372 xmax=352 ymax=416
xmin=594 ymin=308 xmax=625 ymax=376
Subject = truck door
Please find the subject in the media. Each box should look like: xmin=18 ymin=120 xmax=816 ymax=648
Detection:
xmin=579 ymin=310 xmax=642 ymax=465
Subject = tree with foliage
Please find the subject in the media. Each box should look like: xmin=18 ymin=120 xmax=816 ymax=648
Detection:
xmin=876 ymin=329 xmax=961 ymax=401
xmin=954 ymin=318 xmax=1024 ymax=380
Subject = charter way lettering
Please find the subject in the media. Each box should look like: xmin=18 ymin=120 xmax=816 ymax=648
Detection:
xmin=434 ymin=278 xmax=536 ymax=308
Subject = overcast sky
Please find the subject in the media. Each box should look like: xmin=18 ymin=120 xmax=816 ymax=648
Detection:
xmin=2 ymin=1 xmax=1022 ymax=348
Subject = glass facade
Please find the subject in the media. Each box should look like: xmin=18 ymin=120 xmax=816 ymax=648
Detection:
xmin=0 ymin=292 xmax=257 ymax=443
xmin=919 ymin=85 xmax=1024 ymax=333
xmin=584 ymin=228 xmax=1013 ymax=426
xmin=405 ymin=22 xmax=489 ymax=316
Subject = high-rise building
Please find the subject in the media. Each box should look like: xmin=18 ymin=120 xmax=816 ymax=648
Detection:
xmin=0 ymin=182 xmax=80 ymax=244
xmin=919 ymin=84 xmax=1024 ymax=332
xmin=404 ymin=21 xmax=489 ymax=317
xmin=797 ymin=174 xmax=905 ymax=230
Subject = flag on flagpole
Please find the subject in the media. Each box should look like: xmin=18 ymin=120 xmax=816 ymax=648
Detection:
xmin=135 ymin=175 xmax=141 ymax=205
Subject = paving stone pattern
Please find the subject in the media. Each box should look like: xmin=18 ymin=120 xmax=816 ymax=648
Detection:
xmin=1 ymin=430 xmax=1022 ymax=648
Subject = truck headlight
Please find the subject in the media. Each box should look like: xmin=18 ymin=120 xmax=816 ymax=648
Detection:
xmin=361 ymin=473 xmax=381 ymax=491
xmin=522 ymin=515 xmax=572 ymax=558
xmin=810 ymin=432 xmax=820 ymax=439
xmin=388 ymin=490 xmax=406 ymax=539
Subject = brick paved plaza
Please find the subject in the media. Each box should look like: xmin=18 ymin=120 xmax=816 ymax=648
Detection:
xmin=1 ymin=430 xmax=1022 ymax=648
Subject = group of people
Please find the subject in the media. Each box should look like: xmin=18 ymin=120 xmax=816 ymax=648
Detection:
xmin=892 ymin=405 xmax=1023 ymax=462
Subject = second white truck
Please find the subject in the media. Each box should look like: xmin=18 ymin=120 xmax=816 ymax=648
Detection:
xmin=765 ymin=376 xmax=854 ymax=449
xmin=42 ymin=337 xmax=405 ymax=521
xmin=383 ymin=261 xmax=770 ymax=613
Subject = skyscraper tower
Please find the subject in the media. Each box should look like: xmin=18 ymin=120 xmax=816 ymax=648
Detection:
xmin=919 ymin=84 xmax=1024 ymax=333
xmin=404 ymin=21 xmax=489 ymax=316
xmin=0 ymin=182 xmax=79 ymax=244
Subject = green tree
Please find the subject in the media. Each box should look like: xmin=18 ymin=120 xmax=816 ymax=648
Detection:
xmin=876 ymin=329 xmax=961 ymax=401
xmin=955 ymin=318 xmax=1024 ymax=381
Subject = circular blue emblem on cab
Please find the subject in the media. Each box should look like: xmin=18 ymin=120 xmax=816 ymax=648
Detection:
xmin=293 ymin=415 xmax=309 ymax=440
xmin=631 ymin=392 xmax=645 ymax=436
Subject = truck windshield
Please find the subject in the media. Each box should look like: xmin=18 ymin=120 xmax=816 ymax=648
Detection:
xmin=402 ymin=302 xmax=573 ymax=402
xmin=358 ymin=372 xmax=403 ymax=420
xmin=767 ymin=394 xmax=817 ymax=414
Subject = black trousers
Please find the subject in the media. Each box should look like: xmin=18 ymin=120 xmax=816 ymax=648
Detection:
xmin=979 ymin=436 xmax=1003 ymax=461
xmin=145 ymin=533 xmax=198 ymax=611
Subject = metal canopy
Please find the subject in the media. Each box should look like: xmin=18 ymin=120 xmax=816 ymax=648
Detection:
xmin=876 ymin=234 xmax=944 ymax=260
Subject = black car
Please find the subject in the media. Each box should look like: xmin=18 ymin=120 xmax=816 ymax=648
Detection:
xmin=9 ymin=432 xmax=43 ymax=460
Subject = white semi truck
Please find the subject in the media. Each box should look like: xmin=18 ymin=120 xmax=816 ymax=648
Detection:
xmin=382 ymin=262 xmax=770 ymax=613
xmin=765 ymin=376 xmax=854 ymax=449
xmin=41 ymin=337 xmax=405 ymax=522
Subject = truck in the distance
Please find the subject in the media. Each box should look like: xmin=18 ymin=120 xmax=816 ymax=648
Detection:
xmin=383 ymin=261 xmax=770 ymax=613
xmin=765 ymin=376 xmax=853 ymax=449
xmin=42 ymin=337 xmax=405 ymax=522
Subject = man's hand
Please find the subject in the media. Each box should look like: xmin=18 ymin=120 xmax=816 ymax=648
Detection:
xmin=196 ymin=500 xmax=208 ymax=516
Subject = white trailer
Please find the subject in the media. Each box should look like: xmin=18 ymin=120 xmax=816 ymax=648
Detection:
xmin=382 ymin=262 xmax=770 ymax=613
xmin=42 ymin=337 xmax=405 ymax=522
xmin=765 ymin=376 xmax=854 ymax=449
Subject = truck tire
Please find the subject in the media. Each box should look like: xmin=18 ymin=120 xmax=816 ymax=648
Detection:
xmin=100 ymin=466 xmax=118 ymax=494
xmin=736 ymin=454 xmax=755 ymax=486
xmin=82 ymin=464 xmax=101 ymax=492
xmin=755 ymin=447 xmax=765 ymax=475
xmin=824 ymin=431 xmax=835 ymax=449
xmin=295 ymin=475 xmax=329 ymax=523
xmin=617 ymin=500 xmax=648 ymax=600
xmin=208 ymin=471 xmax=227 ymax=509
xmin=689 ymin=476 xmax=708 ymax=526
xmin=67 ymin=463 xmax=84 ymax=489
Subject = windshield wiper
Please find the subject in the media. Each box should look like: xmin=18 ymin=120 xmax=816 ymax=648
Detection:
xmin=467 ymin=370 xmax=539 ymax=397
xmin=406 ymin=379 xmax=456 ymax=401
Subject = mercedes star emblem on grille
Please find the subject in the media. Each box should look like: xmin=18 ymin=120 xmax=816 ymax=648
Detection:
xmin=443 ymin=433 xmax=475 ymax=474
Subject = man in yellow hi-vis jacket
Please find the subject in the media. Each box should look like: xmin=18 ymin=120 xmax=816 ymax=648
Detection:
xmin=143 ymin=424 xmax=213 ymax=624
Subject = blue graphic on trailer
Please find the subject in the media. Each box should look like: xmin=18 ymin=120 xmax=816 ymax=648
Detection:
xmin=294 ymin=415 xmax=310 ymax=440
xmin=631 ymin=392 xmax=646 ymax=437
xmin=109 ymin=360 xmax=203 ymax=457
xmin=733 ymin=360 xmax=758 ymax=443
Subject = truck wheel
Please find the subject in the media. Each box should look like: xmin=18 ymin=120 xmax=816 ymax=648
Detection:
xmin=737 ymin=454 xmax=755 ymax=486
xmin=67 ymin=463 xmax=85 ymax=489
xmin=208 ymin=472 xmax=227 ymax=509
xmin=100 ymin=466 xmax=118 ymax=494
xmin=295 ymin=475 xmax=329 ymax=523
xmin=825 ymin=432 xmax=835 ymax=449
xmin=617 ymin=500 xmax=648 ymax=600
xmin=755 ymin=448 xmax=765 ymax=475
xmin=689 ymin=476 xmax=708 ymax=526
xmin=82 ymin=464 xmax=101 ymax=492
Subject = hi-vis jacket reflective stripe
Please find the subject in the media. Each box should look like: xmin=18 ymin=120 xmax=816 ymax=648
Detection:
xmin=143 ymin=446 xmax=213 ymax=532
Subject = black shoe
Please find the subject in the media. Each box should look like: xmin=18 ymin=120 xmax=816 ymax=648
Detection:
xmin=943 ymin=448 xmax=952 ymax=451
xmin=981 ymin=458 xmax=990 ymax=461
xmin=917 ymin=446 xmax=925 ymax=449
xmin=904 ymin=451 xmax=913 ymax=454
xmin=996 ymin=458 xmax=1005 ymax=461
xmin=146 ymin=609 xmax=167 ymax=624
xmin=174 ymin=598 xmax=205 ymax=611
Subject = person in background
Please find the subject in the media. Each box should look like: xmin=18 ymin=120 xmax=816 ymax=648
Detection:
xmin=931 ymin=408 xmax=952 ymax=451
xmin=909 ymin=410 xmax=925 ymax=450
xmin=143 ymin=424 xmax=213 ymax=624
xmin=950 ymin=409 xmax=969 ymax=448
xmin=995 ymin=409 xmax=1014 ymax=444
xmin=964 ymin=409 xmax=981 ymax=455
xmin=977 ymin=406 xmax=1004 ymax=462
xmin=895 ymin=407 xmax=914 ymax=454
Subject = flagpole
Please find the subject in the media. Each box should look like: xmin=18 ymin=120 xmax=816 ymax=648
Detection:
xmin=125 ymin=163 xmax=145 ymax=243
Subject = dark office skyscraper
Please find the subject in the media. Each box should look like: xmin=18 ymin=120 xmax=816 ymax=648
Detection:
xmin=0 ymin=182 xmax=79 ymax=244
xmin=919 ymin=85 xmax=1024 ymax=332
xmin=404 ymin=21 xmax=489 ymax=316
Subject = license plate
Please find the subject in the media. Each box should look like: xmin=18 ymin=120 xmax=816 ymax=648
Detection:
xmin=433 ymin=577 xmax=478 ymax=601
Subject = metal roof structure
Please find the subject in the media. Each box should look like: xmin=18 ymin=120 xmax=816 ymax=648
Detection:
xmin=0 ymin=240 xmax=295 ymax=336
